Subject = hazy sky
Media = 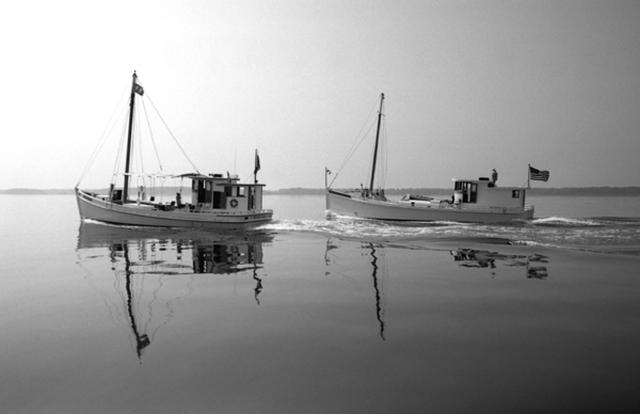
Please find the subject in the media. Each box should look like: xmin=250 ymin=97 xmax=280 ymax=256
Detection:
xmin=1 ymin=0 xmax=638 ymax=190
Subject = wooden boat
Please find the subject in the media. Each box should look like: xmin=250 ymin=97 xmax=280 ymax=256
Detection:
xmin=76 ymin=72 xmax=272 ymax=229
xmin=325 ymin=93 xmax=535 ymax=223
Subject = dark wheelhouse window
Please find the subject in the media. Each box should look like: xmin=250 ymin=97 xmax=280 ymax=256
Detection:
xmin=512 ymin=190 xmax=520 ymax=198
xmin=459 ymin=182 xmax=477 ymax=203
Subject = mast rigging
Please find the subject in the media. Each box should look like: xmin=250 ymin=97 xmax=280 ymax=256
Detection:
xmin=123 ymin=71 xmax=142 ymax=202
xmin=369 ymin=93 xmax=385 ymax=194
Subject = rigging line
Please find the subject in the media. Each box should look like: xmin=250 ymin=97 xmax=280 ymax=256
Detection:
xmin=134 ymin=104 xmax=145 ymax=181
xmin=142 ymin=274 xmax=160 ymax=334
xmin=112 ymin=110 xmax=130 ymax=182
xmin=365 ymin=112 xmax=386 ymax=190
xmin=329 ymin=119 xmax=376 ymax=188
xmin=141 ymin=98 xmax=163 ymax=172
xmin=76 ymin=88 xmax=129 ymax=187
xmin=76 ymin=127 xmax=111 ymax=187
xmin=329 ymin=96 xmax=381 ymax=187
xmin=380 ymin=114 xmax=389 ymax=188
xmin=367 ymin=103 xmax=388 ymax=190
xmin=347 ymin=97 xmax=381 ymax=157
xmin=145 ymin=92 xmax=201 ymax=174
xmin=150 ymin=275 xmax=188 ymax=342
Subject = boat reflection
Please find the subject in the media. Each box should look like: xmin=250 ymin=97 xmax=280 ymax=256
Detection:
xmin=77 ymin=221 xmax=273 ymax=359
xmin=324 ymin=238 xmax=386 ymax=340
xmin=367 ymin=243 xmax=386 ymax=340
xmin=450 ymin=248 xmax=549 ymax=279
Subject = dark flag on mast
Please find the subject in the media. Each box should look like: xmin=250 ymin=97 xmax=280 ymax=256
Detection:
xmin=133 ymin=83 xmax=144 ymax=96
xmin=254 ymin=149 xmax=261 ymax=183
xmin=254 ymin=150 xmax=261 ymax=174
xmin=529 ymin=165 xmax=550 ymax=182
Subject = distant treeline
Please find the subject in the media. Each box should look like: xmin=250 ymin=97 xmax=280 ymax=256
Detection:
xmin=527 ymin=187 xmax=640 ymax=196
xmin=0 ymin=188 xmax=75 ymax=195
xmin=266 ymin=187 xmax=640 ymax=196
xmin=2 ymin=186 xmax=640 ymax=196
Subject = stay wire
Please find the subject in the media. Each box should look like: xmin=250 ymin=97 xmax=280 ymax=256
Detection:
xmin=135 ymin=104 xmax=145 ymax=183
xmin=141 ymin=98 xmax=163 ymax=172
xmin=145 ymin=93 xmax=201 ymax=174
xmin=365 ymin=101 xmax=387 ymax=190
xmin=329 ymin=97 xmax=380 ymax=187
xmin=380 ymin=113 xmax=389 ymax=189
xmin=112 ymin=111 xmax=129 ymax=184
xmin=75 ymin=86 xmax=128 ymax=187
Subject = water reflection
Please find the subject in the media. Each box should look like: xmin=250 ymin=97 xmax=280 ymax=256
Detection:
xmin=450 ymin=248 xmax=550 ymax=279
xmin=324 ymin=238 xmax=386 ymax=340
xmin=77 ymin=221 xmax=272 ymax=359
xmin=367 ymin=243 xmax=386 ymax=340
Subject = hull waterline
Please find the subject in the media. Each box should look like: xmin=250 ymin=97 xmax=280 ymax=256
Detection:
xmin=77 ymin=190 xmax=272 ymax=229
xmin=326 ymin=190 xmax=534 ymax=224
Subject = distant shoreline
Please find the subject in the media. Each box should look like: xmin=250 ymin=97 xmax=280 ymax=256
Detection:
xmin=2 ymin=187 xmax=640 ymax=196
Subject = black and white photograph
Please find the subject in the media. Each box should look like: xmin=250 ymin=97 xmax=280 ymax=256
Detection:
xmin=1 ymin=0 xmax=639 ymax=412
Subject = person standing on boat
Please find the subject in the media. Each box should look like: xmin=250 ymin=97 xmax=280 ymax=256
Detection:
xmin=491 ymin=169 xmax=498 ymax=186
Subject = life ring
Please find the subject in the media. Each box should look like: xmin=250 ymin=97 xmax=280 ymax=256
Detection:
xmin=230 ymin=199 xmax=238 ymax=208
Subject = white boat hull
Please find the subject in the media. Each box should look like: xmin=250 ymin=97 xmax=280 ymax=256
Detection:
xmin=326 ymin=190 xmax=534 ymax=223
xmin=77 ymin=189 xmax=272 ymax=229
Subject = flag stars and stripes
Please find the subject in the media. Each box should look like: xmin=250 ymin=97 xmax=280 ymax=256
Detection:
xmin=529 ymin=165 xmax=550 ymax=182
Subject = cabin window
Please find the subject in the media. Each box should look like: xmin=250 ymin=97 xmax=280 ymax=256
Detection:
xmin=196 ymin=180 xmax=205 ymax=203
xmin=225 ymin=186 xmax=233 ymax=197
xmin=512 ymin=190 xmax=520 ymax=198
xmin=248 ymin=187 xmax=255 ymax=210
xmin=213 ymin=191 xmax=224 ymax=209
xmin=238 ymin=187 xmax=245 ymax=197
xmin=460 ymin=182 xmax=477 ymax=203
xmin=195 ymin=180 xmax=213 ymax=204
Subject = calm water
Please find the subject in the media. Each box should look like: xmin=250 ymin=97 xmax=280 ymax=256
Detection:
xmin=1 ymin=194 xmax=640 ymax=413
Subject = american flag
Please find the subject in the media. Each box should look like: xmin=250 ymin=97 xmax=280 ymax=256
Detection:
xmin=529 ymin=165 xmax=550 ymax=182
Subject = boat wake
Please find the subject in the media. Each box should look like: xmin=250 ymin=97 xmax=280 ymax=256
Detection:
xmin=531 ymin=216 xmax=603 ymax=227
xmin=259 ymin=215 xmax=640 ymax=256
xmin=261 ymin=217 xmax=511 ymax=245
xmin=262 ymin=217 xmax=466 ymax=237
xmin=531 ymin=216 xmax=640 ymax=227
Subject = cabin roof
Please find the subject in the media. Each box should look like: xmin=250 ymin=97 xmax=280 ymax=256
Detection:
xmin=452 ymin=177 xmax=491 ymax=183
xmin=176 ymin=172 xmax=231 ymax=179
xmin=177 ymin=172 xmax=266 ymax=186
xmin=451 ymin=178 xmax=525 ymax=190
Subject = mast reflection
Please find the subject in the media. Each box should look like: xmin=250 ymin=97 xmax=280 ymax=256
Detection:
xmin=77 ymin=221 xmax=272 ymax=359
xmin=324 ymin=238 xmax=386 ymax=341
xmin=367 ymin=243 xmax=386 ymax=341
xmin=122 ymin=243 xmax=151 ymax=359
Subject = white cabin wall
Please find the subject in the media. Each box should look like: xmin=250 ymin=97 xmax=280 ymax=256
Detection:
xmin=476 ymin=183 xmax=524 ymax=208
xmin=255 ymin=187 xmax=263 ymax=210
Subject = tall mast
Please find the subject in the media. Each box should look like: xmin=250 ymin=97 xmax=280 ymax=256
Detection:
xmin=369 ymin=93 xmax=385 ymax=194
xmin=123 ymin=71 xmax=138 ymax=203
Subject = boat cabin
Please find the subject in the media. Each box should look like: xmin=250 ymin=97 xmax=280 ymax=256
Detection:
xmin=188 ymin=173 xmax=265 ymax=211
xmin=452 ymin=177 xmax=525 ymax=209
xmin=106 ymin=173 xmax=265 ymax=212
